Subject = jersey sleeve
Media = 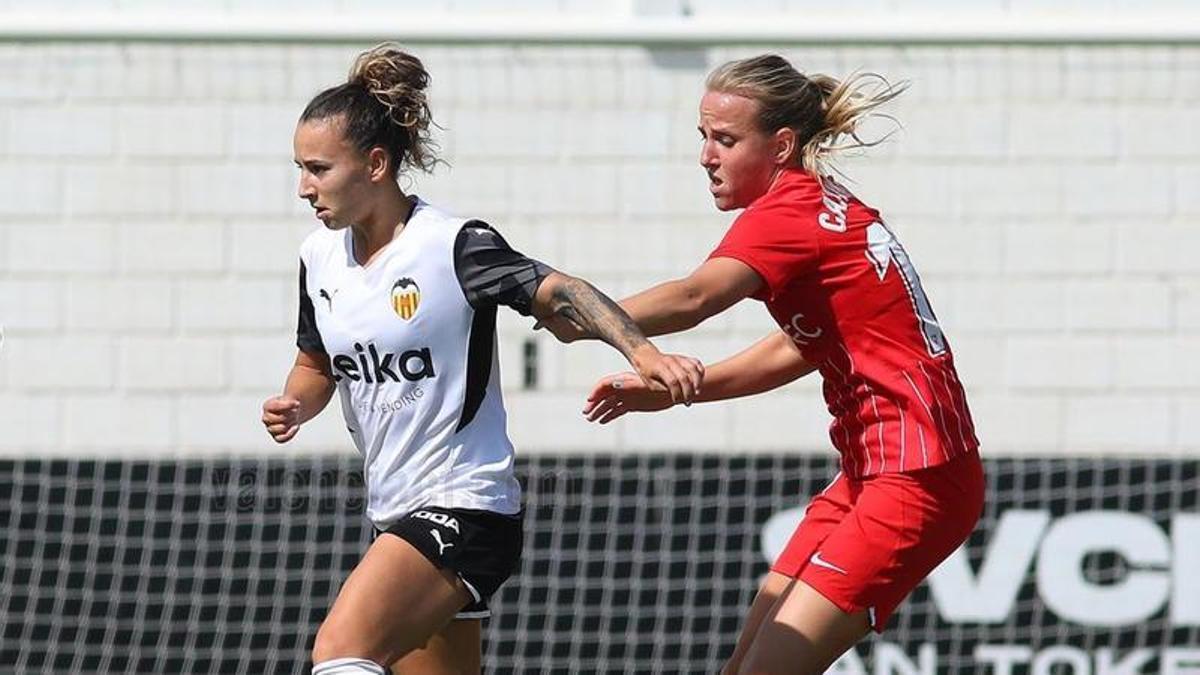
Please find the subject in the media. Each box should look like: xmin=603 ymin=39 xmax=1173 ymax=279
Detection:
xmin=296 ymin=258 xmax=326 ymax=354
xmin=453 ymin=220 xmax=554 ymax=316
xmin=708 ymin=202 xmax=820 ymax=301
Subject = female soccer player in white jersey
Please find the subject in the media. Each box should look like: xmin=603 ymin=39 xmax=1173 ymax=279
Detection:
xmin=544 ymin=55 xmax=984 ymax=675
xmin=258 ymin=44 xmax=703 ymax=675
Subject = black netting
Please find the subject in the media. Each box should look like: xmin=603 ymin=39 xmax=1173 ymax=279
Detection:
xmin=0 ymin=456 xmax=1195 ymax=674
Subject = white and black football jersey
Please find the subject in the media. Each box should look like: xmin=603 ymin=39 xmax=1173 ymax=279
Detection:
xmin=296 ymin=199 xmax=551 ymax=527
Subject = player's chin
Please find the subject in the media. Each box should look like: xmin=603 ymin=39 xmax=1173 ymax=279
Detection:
xmin=711 ymin=195 xmax=740 ymax=211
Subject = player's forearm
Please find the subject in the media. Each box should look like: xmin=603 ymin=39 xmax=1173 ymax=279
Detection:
xmin=282 ymin=365 xmax=336 ymax=425
xmin=696 ymin=331 xmax=816 ymax=403
xmin=619 ymin=278 xmax=711 ymax=337
xmin=541 ymin=273 xmax=660 ymax=368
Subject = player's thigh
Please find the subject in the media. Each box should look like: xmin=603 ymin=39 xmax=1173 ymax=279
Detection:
xmin=314 ymin=534 xmax=474 ymax=666
xmin=737 ymin=580 xmax=869 ymax=675
xmin=390 ymin=619 xmax=481 ymax=675
xmin=721 ymin=571 xmax=794 ymax=675
xmin=770 ymin=472 xmax=853 ymax=580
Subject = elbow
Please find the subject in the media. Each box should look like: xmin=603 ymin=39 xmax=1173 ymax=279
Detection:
xmin=532 ymin=271 xmax=572 ymax=318
xmin=679 ymin=284 xmax=717 ymax=329
xmin=544 ymin=273 xmax=582 ymax=312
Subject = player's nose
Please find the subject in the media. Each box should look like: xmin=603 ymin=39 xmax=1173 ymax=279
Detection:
xmin=298 ymin=177 xmax=315 ymax=201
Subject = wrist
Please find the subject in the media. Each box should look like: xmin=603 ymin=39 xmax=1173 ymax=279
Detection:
xmin=629 ymin=342 xmax=659 ymax=371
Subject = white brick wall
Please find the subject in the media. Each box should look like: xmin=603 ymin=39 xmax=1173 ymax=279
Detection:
xmin=64 ymin=279 xmax=173 ymax=332
xmin=176 ymin=279 xmax=291 ymax=333
xmin=0 ymin=31 xmax=1197 ymax=459
xmin=966 ymin=392 xmax=1061 ymax=454
xmin=0 ymin=280 xmax=62 ymax=331
xmin=8 ymin=223 xmax=114 ymax=274
xmin=0 ymin=393 xmax=60 ymax=450
xmin=0 ymin=164 xmax=62 ymax=217
xmin=1065 ymin=396 xmax=1173 ymax=451
xmin=63 ymin=393 xmax=171 ymax=453
xmin=66 ymin=164 xmax=175 ymax=217
xmin=121 ymin=336 xmax=225 ymax=391
xmin=9 ymin=106 xmax=116 ymax=158
xmin=120 ymin=223 xmax=225 ymax=273
xmin=6 ymin=336 xmax=114 ymax=391
xmin=1005 ymin=336 xmax=1113 ymax=391
xmin=1065 ymin=280 xmax=1172 ymax=331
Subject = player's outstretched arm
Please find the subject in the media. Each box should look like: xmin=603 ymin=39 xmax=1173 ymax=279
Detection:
xmin=584 ymin=330 xmax=815 ymax=424
xmin=532 ymin=271 xmax=705 ymax=405
xmin=621 ymin=257 xmax=763 ymax=336
xmin=261 ymin=349 xmax=337 ymax=443
xmin=538 ymin=257 xmax=762 ymax=342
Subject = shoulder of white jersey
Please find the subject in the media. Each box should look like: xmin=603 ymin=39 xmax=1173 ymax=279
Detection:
xmin=298 ymin=225 xmax=342 ymax=263
xmin=412 ymin=200 xmax=504 ymax=244
xmin=411 ymin=198 xmax=473 ymax=241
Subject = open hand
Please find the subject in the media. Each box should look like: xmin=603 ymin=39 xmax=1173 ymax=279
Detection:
xmin=584 ymin=371 xmax=677 ymax=424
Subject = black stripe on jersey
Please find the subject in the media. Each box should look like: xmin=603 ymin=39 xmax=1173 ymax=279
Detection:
xmin=456 ymin=304 xmax=496 ymax=433
xmin=296 ymin=259 xmax=326 ymax=354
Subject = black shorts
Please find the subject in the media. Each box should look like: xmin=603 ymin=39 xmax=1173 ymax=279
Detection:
xmin=377 ymin=506 xmax=523 ymax=620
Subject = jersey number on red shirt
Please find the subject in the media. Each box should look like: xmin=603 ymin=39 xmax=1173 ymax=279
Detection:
xmin=864 ymin=221 xmax=947 ymax=358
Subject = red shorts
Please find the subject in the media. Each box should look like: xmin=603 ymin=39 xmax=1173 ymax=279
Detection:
xmin=771 ymin=450 xmax=985 ymax=632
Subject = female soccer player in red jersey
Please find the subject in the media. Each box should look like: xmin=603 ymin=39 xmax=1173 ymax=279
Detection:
xmin=544 ymin=54 xmax=985 ymax=674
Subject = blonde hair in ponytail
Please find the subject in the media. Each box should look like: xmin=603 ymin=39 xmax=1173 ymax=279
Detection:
xmin=706 ymin=55 xmax=905 ymax=176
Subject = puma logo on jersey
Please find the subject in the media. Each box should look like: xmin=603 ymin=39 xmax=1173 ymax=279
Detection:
xmin=430 ymin=529 xmax=454 ymax=556
xmin=412 ymin=510 xmax=460 ymax=533
xmin=318 ymin=288 xmax=339 ymax=312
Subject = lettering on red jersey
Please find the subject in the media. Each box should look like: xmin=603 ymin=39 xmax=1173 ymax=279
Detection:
xmin=819 ymin=179 xmax=853 ymax=232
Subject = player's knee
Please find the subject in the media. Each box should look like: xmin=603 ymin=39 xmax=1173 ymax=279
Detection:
xmin=313 ymin=615 xmax=426 ymax=668
xmin=313 ymin=620 xmax=376 ymax=665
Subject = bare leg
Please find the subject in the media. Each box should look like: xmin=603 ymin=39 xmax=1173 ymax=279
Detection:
xmin=721 ymin=571 xmax=794 ymax=675
xmin=737 ymin=580 xmax=870 ymax=675
xmin=390 ymin=619 xmax=481 ymax=675
xmin=313 ymin=534 xmax=474 ymax=669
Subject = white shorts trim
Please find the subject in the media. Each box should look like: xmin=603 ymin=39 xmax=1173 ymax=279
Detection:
xmin=312 ymin=657 xmax=386 ymax=674
xmin=459 ymin=575 xmax=483 ymax=604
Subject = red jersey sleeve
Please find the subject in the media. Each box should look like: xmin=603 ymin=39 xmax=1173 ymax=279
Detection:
xmin=708 ymin=201 xmax=820 ymax=301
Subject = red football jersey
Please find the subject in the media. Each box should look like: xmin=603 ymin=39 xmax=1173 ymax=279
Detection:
xmin=710 ymin=168 xmax=978 ymax=477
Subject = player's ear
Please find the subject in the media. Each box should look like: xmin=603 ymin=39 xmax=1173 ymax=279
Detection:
xmin=367 ymin=146 xmax=391 ymax=182
xmin=773 ymin=127 xmax=797 ymax=166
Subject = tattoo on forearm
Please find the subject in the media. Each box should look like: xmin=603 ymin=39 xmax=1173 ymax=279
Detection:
xmin=551 ymin=277 xmax=649 ymax=358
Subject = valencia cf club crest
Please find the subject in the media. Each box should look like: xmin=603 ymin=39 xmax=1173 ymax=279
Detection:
xmin=391 ymin=277 xmax=421 ymax=320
